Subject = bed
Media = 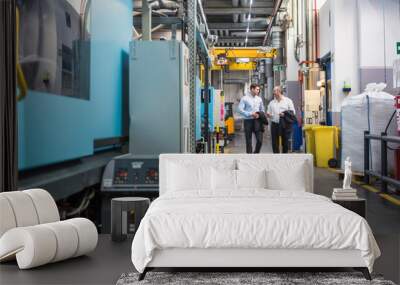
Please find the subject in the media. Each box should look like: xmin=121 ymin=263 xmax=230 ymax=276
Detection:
xmin=131 ymin=154 xmax=380 ymax=280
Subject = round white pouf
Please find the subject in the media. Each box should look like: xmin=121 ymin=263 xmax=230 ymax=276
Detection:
xmin=1 ymin=191 xmax=39 ymax=227
xmin=65 ymin=218 xmax=98 ymax=257
xmin=23 ymin=189 xmax=60 ymax=223
xmin=0 ymin=226 xmax=57 ymax=269
xmin=0 ymin=195 xmax=17 ymax=237
xmin=42 ymin=221 xmax=79 ymax=262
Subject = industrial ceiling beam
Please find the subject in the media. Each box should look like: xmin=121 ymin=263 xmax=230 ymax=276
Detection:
xmin=211 ymin=47 xmax=277 ymax=58
xmin=133 ymin=17 xmax=183 ymax=26
xmin=208 ymin=22 xmax=268 ymax=29
xmin=215 ymin=38 xmax=263 ymax=45
xmin=204 ymin=7 xmax=273 ymax=15
xmin=204 ymin=0 xmax=274 ymax=8
xmin=211 ymin=62 xmax=257 ymax=71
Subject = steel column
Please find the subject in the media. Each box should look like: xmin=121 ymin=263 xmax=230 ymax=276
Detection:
xmin=364 ymin=131 xmax=370 ymax=184
xmin=141 ymin=1 xmax=151 ymax=41
xmin=204 ymin=58 xmax=211 ymax=153
xmin=381 ymin=132 xmax=388 ymax=193
xmin=188 ymin=0 xmax=197 ymax=152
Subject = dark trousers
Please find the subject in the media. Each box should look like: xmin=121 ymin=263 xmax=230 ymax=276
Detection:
xmin=271 ymin=122 xmax=292 ymax=153
xmin=244 ymin=119 xmax=263 ymax=154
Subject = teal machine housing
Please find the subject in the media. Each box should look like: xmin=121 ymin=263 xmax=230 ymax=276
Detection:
xmin=129 ymin=40 xmax=190 ymax=155
xmin=195 ymin=77 xmax=202 ymax=141
xmin=201 ymin=86 xmax=215 ymax=133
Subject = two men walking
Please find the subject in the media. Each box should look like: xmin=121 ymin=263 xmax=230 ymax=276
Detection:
xmin=238 ymin=84 xmax=295 ymax=154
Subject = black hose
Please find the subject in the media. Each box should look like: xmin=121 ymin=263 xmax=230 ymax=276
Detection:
xmin=384 ymin=110 xmax=396 ymax=134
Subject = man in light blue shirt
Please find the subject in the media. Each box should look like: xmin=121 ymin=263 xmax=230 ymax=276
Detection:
xmin=238 ymin=83 xmax=265 ymax=153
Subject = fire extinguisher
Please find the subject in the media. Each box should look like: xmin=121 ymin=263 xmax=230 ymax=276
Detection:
xmin=395 ymin=95 xmax=400 ymax=180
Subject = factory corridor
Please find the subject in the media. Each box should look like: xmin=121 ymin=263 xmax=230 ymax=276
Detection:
xmin=225 ymin=130 xmax=273 ymax=154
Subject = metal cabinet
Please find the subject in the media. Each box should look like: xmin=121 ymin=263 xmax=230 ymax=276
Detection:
xmin=129 ymin=40 xmax=190 ymax=155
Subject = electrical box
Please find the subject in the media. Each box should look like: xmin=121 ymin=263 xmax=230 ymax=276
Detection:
xmin=304 ymin=90 xmax=322 ymax=124
xmin=213 ymin=89 xmax=225 ymax=129
xmin=100 ymin=154 xmax=158 ymax=233
xmin=129 ymin=40 xmax=190 ymax=155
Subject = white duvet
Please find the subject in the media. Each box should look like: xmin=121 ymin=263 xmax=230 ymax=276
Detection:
xmin=131 ymin=190 xmax=380 ymax=273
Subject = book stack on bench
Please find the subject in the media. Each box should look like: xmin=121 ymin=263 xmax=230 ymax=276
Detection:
xmin=332 ymin=188 xmax=358 ymax=200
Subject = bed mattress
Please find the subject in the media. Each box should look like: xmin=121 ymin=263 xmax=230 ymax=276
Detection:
xmin=131 ymin=190 xmax=380 ymax=273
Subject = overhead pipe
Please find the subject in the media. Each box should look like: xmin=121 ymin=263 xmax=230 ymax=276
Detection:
xmin=140 ymin=0 xmax=181 ymax=40
xmin=136 ymin=0 xmax=180 ymax=10
xmin=232 ymin=0 xmax=239 ymax=23
xmin=141 ymin=0 xmax=156 ymax=40
xmin=262 ymin=0 xmax=283 ymax=46
xmin=265 ymin=58 xmax=274 ymax=101
xmin=197 ymin=0 xmax=210 ymax=37
xmin=231 ymin=31 xmax=266 ymax=37
xmin=134 ymin=24 xmax=165 ymax=39
xmin=314 ymin=0 xmax=319 ymax=59
xmin=249 ymin=17 xmax=270 ymax=23
xmin=239 ymin=0 xmax=249 ymax=24
xmin=305 ymin=0 xmax=311 ymax=62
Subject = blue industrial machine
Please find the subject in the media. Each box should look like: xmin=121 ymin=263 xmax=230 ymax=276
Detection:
xmin=195 ymin=77 xmax=202 ymax=141
xmin=201 ymin=86 xmax=215 ymax=132
xmin=129 ymin=40 xmax=190 ymax=155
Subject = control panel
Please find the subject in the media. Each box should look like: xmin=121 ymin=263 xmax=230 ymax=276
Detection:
xmin=101 ymin=154 xmax=159 ymax=192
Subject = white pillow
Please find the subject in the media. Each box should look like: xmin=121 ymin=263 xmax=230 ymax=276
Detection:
xmin=236 ymin=169 xmax=268 ymax=189
xmin=166 ymin=159 xmax=236 ymax=192
xmin=167 ymin=163 xmax=211 ymax=191
xmin=266 ymin=162 xmax=307 ymax=191
xmin=211 ymin=168 xmax=237 ymax=190
xmin=237 ymin=158 xmax=309 ymax=191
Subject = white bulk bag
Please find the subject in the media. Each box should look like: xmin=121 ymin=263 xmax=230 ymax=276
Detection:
xmin=341 ymin=83 xmax=396 ymax=173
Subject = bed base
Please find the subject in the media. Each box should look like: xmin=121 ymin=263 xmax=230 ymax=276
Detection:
xmin=138 ymin=248 xmax=372 ymax=281
xmin=138 ymin=267 xmax=371 ymax=281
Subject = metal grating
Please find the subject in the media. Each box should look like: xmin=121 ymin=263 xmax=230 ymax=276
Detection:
xmin=187 ymin=0 xmax=197 ymax=153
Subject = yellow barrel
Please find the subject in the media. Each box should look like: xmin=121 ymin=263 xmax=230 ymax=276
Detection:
xmin=303 ymin=124 xmax=318 ymax=163
xmin=313 ymin=126 xmax=338 ymax=168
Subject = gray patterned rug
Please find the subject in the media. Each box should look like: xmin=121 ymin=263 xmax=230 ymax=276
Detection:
xmin=116 ymin=272 xmax=396 ymax=285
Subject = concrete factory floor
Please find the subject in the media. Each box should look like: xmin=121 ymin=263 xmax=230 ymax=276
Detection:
xmin=1 ymin=171 xmax=399 ymax=285
xmin=1 ymin=132 xmax=399 ymax=285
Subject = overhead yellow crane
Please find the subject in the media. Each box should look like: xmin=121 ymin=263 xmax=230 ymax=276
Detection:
xmin=210 ymin=47 xmax=277 ymax=71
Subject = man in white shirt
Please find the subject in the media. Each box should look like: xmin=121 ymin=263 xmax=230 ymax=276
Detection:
xmin=267 ymin=86 xmax=295 ymax=153
xmin=238 ymin=84 xmax=265 ymax=153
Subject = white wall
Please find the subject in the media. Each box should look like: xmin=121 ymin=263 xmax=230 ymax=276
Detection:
xmin=318 ymin=1 xmax=330 ymax=58
xmin=320 ymin=0 xmax=400 ymax=112
xmin=359 ymin=0 xmax=400 ymax=68
xmin=331 ymin=0 xmax=360 ymax=112
xmin=316 ymin=0 xmax=328 ymax=9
